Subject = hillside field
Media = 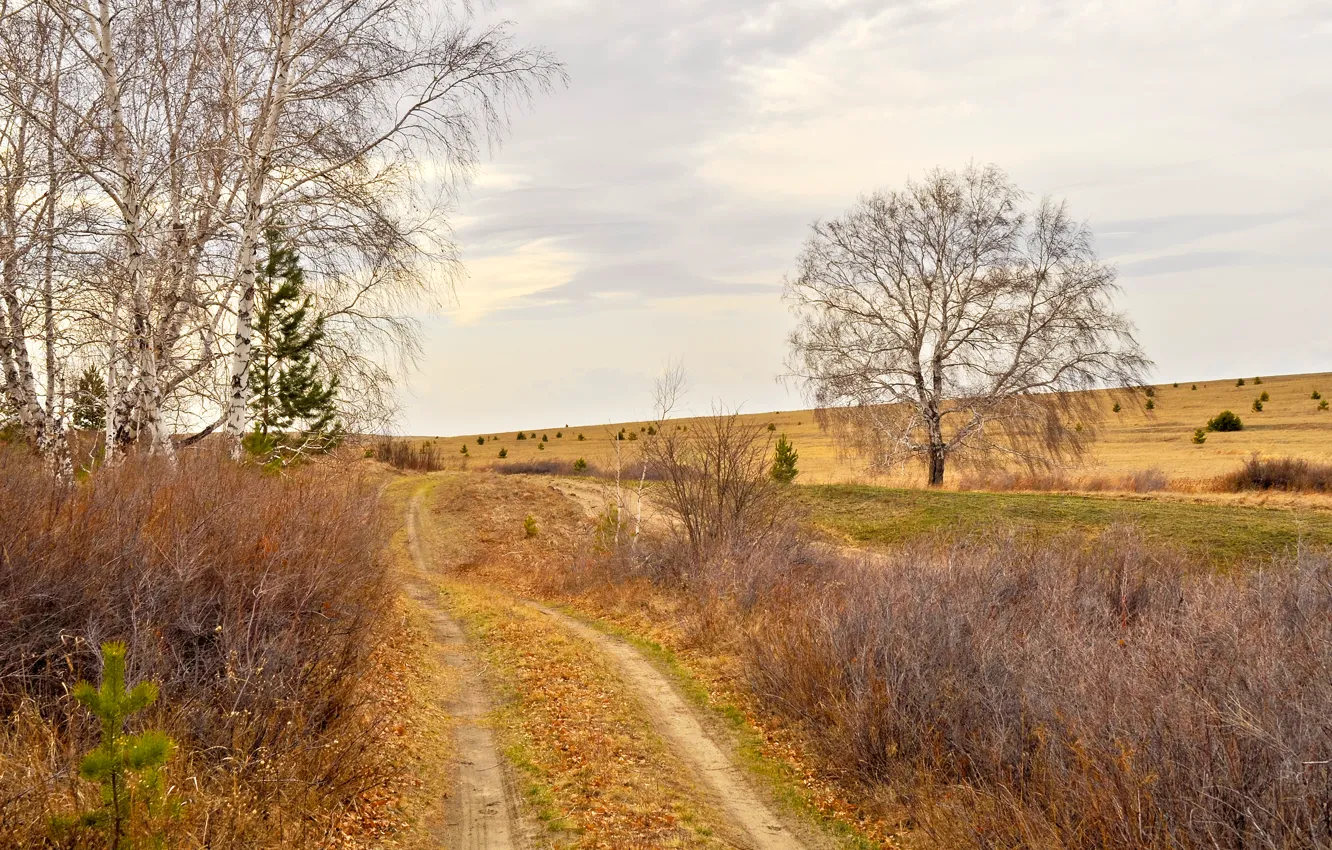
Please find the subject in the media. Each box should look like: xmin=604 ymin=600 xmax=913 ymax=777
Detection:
xmin=426 ymin=371 xmax=1332 ymax=486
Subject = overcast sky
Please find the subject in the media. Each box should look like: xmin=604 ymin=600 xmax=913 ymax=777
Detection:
xmin=400 ymin=0 xmax=1332 ymax=436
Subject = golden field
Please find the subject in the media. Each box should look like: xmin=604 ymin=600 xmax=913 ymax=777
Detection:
xmin=425 ymin=371 xmax=1332 ymax=487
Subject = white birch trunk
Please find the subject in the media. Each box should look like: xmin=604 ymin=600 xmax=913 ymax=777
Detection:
xmin=224 ymin=10 xmax=295 ymax=458
xmin=91 ymin=0 xmax=172 ymax=461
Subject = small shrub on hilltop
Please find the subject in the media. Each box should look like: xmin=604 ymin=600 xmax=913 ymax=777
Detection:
xmin=541 ymin=434 xmax=548 ymax=442
xmin=1321 ymin=399 xmax=1330 ymax=411
xmin=767 ymin=422 xmax=777 ymax=432
xmin=1191 ymin=384 xmax=1198 ymax=390
xmin=460 ymin=444 xmax=469 ymax=454
xmin=1254 ymin=376 xmax=1264 ymax=384
xmin=573 ymin=458 xmax=587 ymax=473
xmin=1172 ymin=382 xmax=1179 ymax=388
xmin=523 ymin=514 xmax=538 ymax=538
xmin=556 ymin=431 xmax=562 ymax=438
xmin=646 ymin=425 xmax=656 ymax=436
xmin=476 ymin=436 xmax=485 ymax=445
xmin=577 ymin=433 xmax=585 ymax=441
xmin=1260 ymin=390 xmax=1270 ymax=402
xmin=498 ymin=448 xmax=508 ymax=458
xmin=1252 ymin=399 xmax=1264 ymax=413
xmin=1144 ymin=387 xmax=1156 ymax=398
xmin=538 ymin=442 xmax=545 ymax=450
xmin=1206 ymin=410 xmax=1243 ymax=432
xmin=1192 ymin=428 xmax=1207 ymax=445
xmin=516 ymin=432 xmax=526 ymax=440
xmin=1312 ymin=390 xmax=1322 ymax=400
xmin=627 ymin=432 xmax=638 ymax=441
xmin=1236 ymin=378 xmax=1246 ymax=387
xmin=1145 ymin=399 xmax=1156 ymax=411
xmin=1112 ymin=402 xmax=1121 ymax=413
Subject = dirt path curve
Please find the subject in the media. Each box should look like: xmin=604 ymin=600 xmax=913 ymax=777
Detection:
xmin=405 ymin=489 xmax=523 ymax=850
xmin=530 ymin=603 xmax=810 ymax=850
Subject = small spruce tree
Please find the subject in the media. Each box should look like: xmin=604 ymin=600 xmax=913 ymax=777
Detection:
xmin=249 ymin=228 xmax=340 ymax=453
xmin=1320 ymin=399 xmax=1330 ymax=411
xmin=72 ymin=365 xmax=108 ymax=431
xmin=1252 ymin=398 xmax=1264 ymax=412
xmin=55 ymin=642 xmax=177 ymax=850
xmin=1192 ymin=428 xmax=1207 ymax=445
xmin=573 ymin=457 xmax=587 ymax=472
xmin=517 ymin=432 xmax=526 ymax=440
xmin=771 ymin=433 xmax=799 ymax=484
xmin=1112 ymin=402 xmax=1122 ymax=413
xmin=1145 ymin=398 xmax=1156 ymax=411
xmin=498 ymin=447 xmax=508 ymax=458
xmin=1236 ymin=378 xmax=1246 ymax=387
xmin=1312 ymin=391 xmax=1322 ymax=400
xmin=477 ymin=436 xmax=485 ymax=445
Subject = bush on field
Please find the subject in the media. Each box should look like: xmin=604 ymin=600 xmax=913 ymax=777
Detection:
xmin=1219 ymin=455 xmax=1332 ymax=493
xmin=1206 ymin=410 xmax=1243 ymax=432
xmin=373 ymin=436 xmax=446 ymax=471
xmin=0 ymin=449 xmax=393 ymax=848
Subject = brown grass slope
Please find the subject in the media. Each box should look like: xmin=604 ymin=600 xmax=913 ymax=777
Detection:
xmin=424 ymin=371 xmax=1332 ymax=485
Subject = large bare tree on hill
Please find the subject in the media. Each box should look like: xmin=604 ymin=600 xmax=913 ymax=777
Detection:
xmin=785 ymin=164 xmax=1150 ymax=486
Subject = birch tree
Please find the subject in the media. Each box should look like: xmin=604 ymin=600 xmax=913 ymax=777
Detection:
xmin=219 ymin=0 xmax=563 ymax=455
xmin=785 ymin=164 xmax=1151 ymax=486
xmin=0 ymin=0 xmax=560 ymax=466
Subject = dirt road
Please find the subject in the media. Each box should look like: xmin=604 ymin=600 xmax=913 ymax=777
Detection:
xmin=532 ymin=602 xmax=811 ymax=850
xmin=405 ymin=490 xmax=525 ymax=850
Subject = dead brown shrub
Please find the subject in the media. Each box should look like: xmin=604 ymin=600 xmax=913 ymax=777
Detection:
xmin=1218 ymin=455 xmax=1332 ymax=493
xmin=0 ymin=447 xmax=395 ymax=848
xmin=746 ymin=531 xmax=1332 ymax=849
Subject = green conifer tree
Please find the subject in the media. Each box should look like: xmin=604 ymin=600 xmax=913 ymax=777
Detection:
xmin=72 ymin=365 xmax=108 ymax=431
xmin=55 ymin=642 xmax=177 ymax=849
xmin=248 ymin=228 xmax=340 ymax=453
xmin=771 ymin=433 xmax=799 ymax=484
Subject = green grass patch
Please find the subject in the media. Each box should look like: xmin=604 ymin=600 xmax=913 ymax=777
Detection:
xmin=800 ymin=484 xmax=1332 ymax=564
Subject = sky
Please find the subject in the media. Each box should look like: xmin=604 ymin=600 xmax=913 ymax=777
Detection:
xmin=400 ymin=0 xmax=1332 ymax=436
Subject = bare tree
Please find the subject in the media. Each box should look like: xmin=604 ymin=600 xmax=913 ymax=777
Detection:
xmin=640 ymin=365 xmax=784 ymax=564
xmin=219 ymin=0 xmax=564 ymax=456
xmin=785 ymin=164 xmax=1150 ymax=486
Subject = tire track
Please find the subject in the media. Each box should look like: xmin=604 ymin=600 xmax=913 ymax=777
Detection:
xmin=530 ymin=603 xmax=809 ymax=850
xmin=405 ymin=488 xmax=522 ymax=850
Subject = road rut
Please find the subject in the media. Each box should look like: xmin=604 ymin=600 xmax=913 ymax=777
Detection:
xmin=532 ymin=603 xmax=809 ymax=850
xmin=406 ymin=490 xmax=522 ymax=850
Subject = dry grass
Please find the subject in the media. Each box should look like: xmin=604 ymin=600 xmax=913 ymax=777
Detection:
xmin=423 ymin=371 xmax=1332 ymax=487
xmin=0 ymin=448 xmax=403 ymax=849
